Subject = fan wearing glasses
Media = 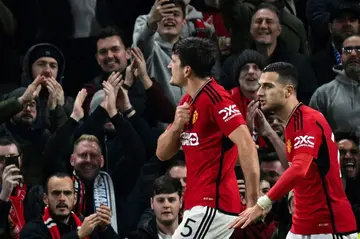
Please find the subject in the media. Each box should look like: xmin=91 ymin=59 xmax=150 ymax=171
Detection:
xmin=310 ymin=35 xmax=360 ymax=139
xmin=0 ymin=137 xmax=22 ymax=201
xmin=0 ymin=136 xmax=26 ymax=238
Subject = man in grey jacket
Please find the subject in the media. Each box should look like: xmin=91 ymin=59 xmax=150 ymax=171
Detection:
xmin=310 ymin=35 xmax=360 ymax=138
xmin=133 ymin=0 xmax=217 ymax=106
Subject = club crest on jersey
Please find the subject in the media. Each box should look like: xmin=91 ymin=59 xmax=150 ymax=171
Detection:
xmin=192 ymin=110 xmax=198 ymax=124
xmin=287 ymin=140 xmax=292 ymax=153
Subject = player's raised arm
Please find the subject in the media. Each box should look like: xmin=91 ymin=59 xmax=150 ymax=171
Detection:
xmin=156 ymin=102 xmax=190 ymax=161
xmin=229 ymin=125 xmax=260 ymax=207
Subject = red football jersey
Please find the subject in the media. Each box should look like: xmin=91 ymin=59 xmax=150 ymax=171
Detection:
xmin=285 ymin=104 xmax=356 ymax=234
xmin=177 ymin=79 xmax=246 ymax=214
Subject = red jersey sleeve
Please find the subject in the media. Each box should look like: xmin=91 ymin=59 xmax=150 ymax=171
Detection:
xmin=291 ymin=116 xmax=323 ymax=159
xmin=212 ymin=94 xmax=246 ymax=137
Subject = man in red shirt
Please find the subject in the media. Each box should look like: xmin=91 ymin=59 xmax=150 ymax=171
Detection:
xmin=232 ymin=62 xmax=357 ymax=238
xmin=156 ymin=37 xmax=260 ymax=239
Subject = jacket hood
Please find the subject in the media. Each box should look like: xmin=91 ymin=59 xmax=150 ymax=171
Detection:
xmin=21 ymin=43 xmax=66 ymax=87
xmin=186 ymin=5 xmax=203 ymax=20
xmin=333 ymin=64 xmax=360 ymax=85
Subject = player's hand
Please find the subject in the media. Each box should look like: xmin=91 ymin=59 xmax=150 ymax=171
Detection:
xmin=246 ymin=100 xmax=259 ymax=134
xmin=229 ymin=204 xmax=264 ymax=229
xmin=173 ymin=102 xmax=191 ymax=131
xmin=255 ymin=109 xmax=274 ymax=138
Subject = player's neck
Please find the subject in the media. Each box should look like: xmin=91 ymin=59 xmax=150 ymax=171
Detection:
xmin=277 ymin=98 xmax=299 ymax=123
xmin=157 ymin=218 xmax=179 ymax=235
xmin=185 ymin=77 xmax=211 ymax=99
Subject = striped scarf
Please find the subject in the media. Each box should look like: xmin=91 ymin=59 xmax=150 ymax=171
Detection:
xmin=72 ymin=170 xmax=117 ymax=233
xmin=42 ymin=206 xmax=88 ymax=239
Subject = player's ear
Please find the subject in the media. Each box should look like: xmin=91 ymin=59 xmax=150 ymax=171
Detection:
xmin=184 ymin=66 xmax=191 ymax=78
xmin=284 ymin=85 xmax=294 ymax=98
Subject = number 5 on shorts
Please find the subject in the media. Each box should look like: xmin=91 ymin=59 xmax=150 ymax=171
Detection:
xmin=180 ymin=218 xmax=197 ymax=237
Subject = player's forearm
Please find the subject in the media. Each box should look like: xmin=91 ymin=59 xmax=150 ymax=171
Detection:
xmin=238 ymin=144 xmax=260 ymax=207
xmin=156 ymin=127 xmax=182 ymax=161
xmin=266 ymin=131 xmax=289 ymax=170
xmin=265 ymin=153 xmax=312 ymax=203
xmin=266 ymin=164 xmax=303 ymax=202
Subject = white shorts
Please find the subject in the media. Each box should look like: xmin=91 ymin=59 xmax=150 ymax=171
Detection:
xmin=287 ymin=231 xmax=358 ymax=239
xmin=172 ymin=206 xmax=237 ymax=239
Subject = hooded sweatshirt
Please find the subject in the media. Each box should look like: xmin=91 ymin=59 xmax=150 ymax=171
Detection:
xmin=132 ymin=5 xmax=216 ymax=106
xmin=21 ymin=43 xmax=72 ymax=131
xmin=309 ymin=65 xmax=360 ymax=138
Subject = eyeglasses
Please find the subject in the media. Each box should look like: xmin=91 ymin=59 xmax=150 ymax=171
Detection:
xmin=342 ymin=46 xmax=360 ymax=54
xmin=0 ymin=155 xmax=20 ymax=161
xmin=339 ymin=148 xmax=359 ymax=157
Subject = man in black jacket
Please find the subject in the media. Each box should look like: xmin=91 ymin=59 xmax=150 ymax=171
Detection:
xmin=129 ymin=175 xmax=182 ymax=239
xmin=20 ymin=172 xmax=119 ymax=239
xmin=43 ymin=77 xmax=147 ymax=238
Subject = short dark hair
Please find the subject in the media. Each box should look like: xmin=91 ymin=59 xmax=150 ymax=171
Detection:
xmin=152 ymin=175 xmax=182 ymax=198
xmin=263 ymin=62 xmax=298 ymax=89
xmin=172 ymin=37 xmax=217 ymax=78
xmin=254 ymin=2 xmax=281 ymax=22
xmin=166 ymin=159 xmax=186 ymax=176
xmin=0 ymin=137 xmax=21 ymax=154
xmin=45 ymin=172 xmax=73 ymax=194
xmin=96 ymin=26 xmax=130 ymax=50
xmin=172 ymin=0 xmax=187 ymax=18
xmin=335 ymin=132 xmax=359 ymax=146
xmin=168 ymin=159 xmax=186 ymax=170
xmin=260 ymin=169 xmax=269 ymax=182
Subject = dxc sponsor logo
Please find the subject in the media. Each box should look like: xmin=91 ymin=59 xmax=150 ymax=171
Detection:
xmin=218 ymin=105 xmax=240 ymax=122
xmin=294 ymin=135 xmax=315 ymax=149
xmin=180 ymin=132 xmax=199 ymax=146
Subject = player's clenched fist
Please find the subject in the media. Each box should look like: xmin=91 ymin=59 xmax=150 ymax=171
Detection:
xmin=173 ymin=102 xmax=191 ymax=131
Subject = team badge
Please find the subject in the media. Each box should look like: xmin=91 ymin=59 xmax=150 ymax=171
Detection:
xmin=192 ymin=110 xmax=198 ymax=124
xmin=287 ymin=139 xmax=292 ymax=153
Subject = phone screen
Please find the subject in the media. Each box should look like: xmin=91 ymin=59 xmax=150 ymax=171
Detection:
xmin=5 ymin=156 xmax=19 ymax=168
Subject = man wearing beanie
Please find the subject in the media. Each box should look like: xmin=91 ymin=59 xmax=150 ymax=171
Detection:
xmin=20 ymin=43 xmax=73 ymax=132
xmin=229 ymin=50 xmax=285 ymax=149
xmin=230 ymin=49 xmax=266 ymax=118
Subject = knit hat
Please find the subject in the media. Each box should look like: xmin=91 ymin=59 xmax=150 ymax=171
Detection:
xmin=233 ymin=49 xmax=267 ymax=83
xmin=89 ymin=90 xmax=105 ymax=115
xmin=29 ymin=45 xmax=63 ymax=68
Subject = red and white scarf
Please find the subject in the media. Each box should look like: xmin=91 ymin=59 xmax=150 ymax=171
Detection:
xmin=8 ymin=183 xmax=27 ymax=239
xmin=42 ymin=206 xmax=89 ymax=239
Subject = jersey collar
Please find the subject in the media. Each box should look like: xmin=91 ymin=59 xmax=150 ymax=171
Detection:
xmin=189 ymin=78 xmax=213 ymax=105
xmin=285 ymin=102 xmax=303 ymax=126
